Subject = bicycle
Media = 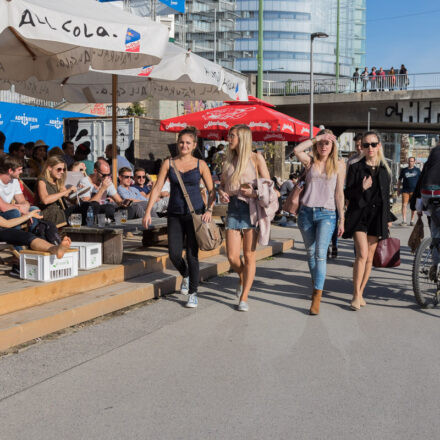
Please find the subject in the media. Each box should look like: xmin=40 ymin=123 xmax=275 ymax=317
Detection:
xmin=412 ymin=236 xmax=440 ymax=307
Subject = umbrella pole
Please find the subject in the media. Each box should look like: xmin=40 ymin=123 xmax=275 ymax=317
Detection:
xmin=112 ymin=74 xmax=118 ymax=187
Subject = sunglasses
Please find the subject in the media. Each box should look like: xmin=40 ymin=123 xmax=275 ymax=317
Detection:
xmin=121 ymin=175 xmax=132 ymax=179
xmin=362 ymin=142 xmax=379 ymax=149
xmin=55 ymin=167 xmax=65 ymax=172
xmin=98 ymin=170 xmax=111 ymax=177
xmin=135 ymin=175 xmax=146 ymax=179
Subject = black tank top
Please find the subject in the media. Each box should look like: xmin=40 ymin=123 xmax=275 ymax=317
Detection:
xmin=167 ymin=159 xmax=205 ymax=215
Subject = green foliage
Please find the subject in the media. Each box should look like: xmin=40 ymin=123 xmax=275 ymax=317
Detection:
xmin=126 ymin=102 xmax=145 ymax=116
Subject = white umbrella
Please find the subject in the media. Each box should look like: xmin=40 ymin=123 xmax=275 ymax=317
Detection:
xmin=1 ymin=44 xmax=248 ymax=102
xmin=0 ymin=0 xmax=169 ymax=80
xmin=0 ymin=0 xmax=170 ymax=181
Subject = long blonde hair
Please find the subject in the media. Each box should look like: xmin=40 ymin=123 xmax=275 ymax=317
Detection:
xmin=224 ymin=124 xmax=253 ymax=186
xmin=362 ymin=131 xmax=391 ymax=174
xmin=312 ymin=129 xmax=339 ymax=177
xmin=39 ymin=156 xmax=66 ymax=191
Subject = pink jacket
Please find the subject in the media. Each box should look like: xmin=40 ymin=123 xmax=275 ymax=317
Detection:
xmin=238 ymin=178 xmax=279 ymax=245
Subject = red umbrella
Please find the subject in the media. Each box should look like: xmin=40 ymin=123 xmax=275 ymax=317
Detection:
xmin=160 ymin=96 xmax=319 ymax=141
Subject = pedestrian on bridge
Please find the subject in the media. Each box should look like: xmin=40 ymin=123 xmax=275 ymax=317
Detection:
xmin=389 ymin=67 xmax=396 ymax=91
xmin=378 ymin=67 xmax=386 ymax=91
xmin=370 ymin=67 xmax=377 ymax=92
xmin=293 ymin=130 xmax=345 ymax=315
xmin=343 ymin=132 xmax=396 ymax=310
xmin=360 ymin=67 xmax=369 ymax=92
xmin=352 ymin=68 xmax=360 ymax=92
xmin=399 ymin=64 xmax=408 ymax=90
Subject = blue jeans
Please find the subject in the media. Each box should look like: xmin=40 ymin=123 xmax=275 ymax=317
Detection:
xmin=0 ymin=207 xmax=39 ymax=231
xmin=297 ymin=206 xmax=337 ymax=290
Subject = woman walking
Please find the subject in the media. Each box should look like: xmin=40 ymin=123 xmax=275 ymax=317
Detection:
xmin=293 ymin=130 xmax=345 ymax=315
xmin=142 ymin=127 xmax=215 ymax=308
xmin=218 ymin=124 xmax=271 ymax=312
xmin=343 ymin=131 xmax=396 ymax=310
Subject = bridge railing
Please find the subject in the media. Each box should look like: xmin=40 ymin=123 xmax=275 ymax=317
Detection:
xmin=0 ymin=89 xmax=61 ymax=108
xmin=263 ymin=73 xmax=440 ymax=96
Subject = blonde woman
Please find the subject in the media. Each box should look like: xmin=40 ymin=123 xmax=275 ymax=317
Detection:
xmin=218 ymin=124 xmax=270 ymax=312
xmin=37 ymin=156 xmax=77 ymax=225
xmin=293 ymin=129 xmax=346 ymax=315
xmin=343 ymin=131 xmax=396 ymax=310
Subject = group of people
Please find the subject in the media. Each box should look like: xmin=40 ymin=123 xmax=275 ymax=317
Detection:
xmin=352 ymin=64 xmax=408 ymax=92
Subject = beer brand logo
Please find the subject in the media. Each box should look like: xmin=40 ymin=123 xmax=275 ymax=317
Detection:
xmin=125 ymin=28 xmax=141 ymax=53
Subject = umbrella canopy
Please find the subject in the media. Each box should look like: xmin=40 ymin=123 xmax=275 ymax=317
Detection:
xmin=0 ymin=0 xmax=169 ymax=81
xmin=0 ymin=43 xmax=248 ymax=102
xmin=160 ymin=96 xmax=319 ymax=142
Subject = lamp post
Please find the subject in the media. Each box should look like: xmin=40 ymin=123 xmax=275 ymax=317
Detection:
xmin=367 ymin=107 xmax=377 ymax=131
xmin=309 ymin=32 xmax=328 ymax=139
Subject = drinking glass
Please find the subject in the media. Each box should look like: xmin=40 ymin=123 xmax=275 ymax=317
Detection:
xmin=120 ymin=209 xmax=128 ymax=224
xmin=114 ymin=211 xmax=122 ymax=225
xmin=97 ymin=214 xmax=106 ymax=227
xmin=69 ymin=213 xmax=82 ymax=227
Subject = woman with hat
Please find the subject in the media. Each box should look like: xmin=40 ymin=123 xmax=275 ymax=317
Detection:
xmin=28 ymin=140 xmax=48 ymax=177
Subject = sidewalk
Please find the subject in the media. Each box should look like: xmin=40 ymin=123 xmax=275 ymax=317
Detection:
xmin=0 ymin=220 xmax=439 ymax=440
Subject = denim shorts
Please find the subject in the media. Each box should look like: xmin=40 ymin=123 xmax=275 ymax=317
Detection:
xmin=225 ymin=196 xmax=255 ymax=230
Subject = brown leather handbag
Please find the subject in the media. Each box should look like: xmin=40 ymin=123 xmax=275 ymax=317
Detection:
xmin=373 ymin=236 xmax=401 ymax=268
xmin=282 ymin=168 xmax=307 ymax=216
xmin=171 ymin=160 xmax=223 ymax=251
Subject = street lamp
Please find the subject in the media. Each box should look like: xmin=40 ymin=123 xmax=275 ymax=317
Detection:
xmin=309 ymin=32 xmax=328 ymax=139
xmin=367 ymin=107 xmax=377 ymax=131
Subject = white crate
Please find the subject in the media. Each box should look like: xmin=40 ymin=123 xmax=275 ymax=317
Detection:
xmin=70 ymin=242 xmax=102 ymax=270
xmin=19 ymin=249 xmax=79 ymax=282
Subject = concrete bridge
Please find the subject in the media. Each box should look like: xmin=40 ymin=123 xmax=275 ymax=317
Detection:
xmin=266 ymin=89 xmax=440 ymax=135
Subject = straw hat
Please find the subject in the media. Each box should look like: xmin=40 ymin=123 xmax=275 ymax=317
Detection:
xmin=33 ymin=139 xmax=48 ymax=150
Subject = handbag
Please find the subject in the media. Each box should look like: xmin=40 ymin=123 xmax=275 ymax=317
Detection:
xmin=373 ymin=236 xmax=400 ymax=268
xmin=282 ymin=168 xmax=307 ymax=215
xmin=408 ymin=216 xmax=424 ymax=253
xmin=171 ymin=159 xmax=223 ymax=252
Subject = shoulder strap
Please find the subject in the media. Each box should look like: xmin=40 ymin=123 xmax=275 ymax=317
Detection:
xmin=170 ymin=159 xmax=195 ymax=214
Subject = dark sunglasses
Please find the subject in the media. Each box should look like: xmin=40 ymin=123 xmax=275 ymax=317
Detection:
xmin=362 ymin=142 xmax=379 ymax=149
xmin=135 ymin=175 xmax=146 ymax=179
xmin=121 ymin=175 xmax=132 ymax=179
xmin=55 ymin=167 xmax=65 ymax=172
xmin=98 ymin=170 xmax=111 ymax=177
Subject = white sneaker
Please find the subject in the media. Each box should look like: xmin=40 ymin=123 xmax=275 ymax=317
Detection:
xmin=180 ymin=276 xmax=189 ymax=295
xmin=238 ymin=301 xmax=249 ymax=312
xmin=185 ymin=294 xmax=198 ymax=308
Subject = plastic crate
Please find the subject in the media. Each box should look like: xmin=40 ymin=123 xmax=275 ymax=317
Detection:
xmin=19 ymin=249 xmax=79 ymax=282
xmin=70 ymin=242 xmax=102 ymax=270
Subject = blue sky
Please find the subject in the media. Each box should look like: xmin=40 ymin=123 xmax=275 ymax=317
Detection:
xmin=366 ymin=0 xmax=439 ymax=73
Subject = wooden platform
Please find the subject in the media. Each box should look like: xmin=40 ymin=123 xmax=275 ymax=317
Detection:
xmin=0 ymin=227 xmax=294 ymax=352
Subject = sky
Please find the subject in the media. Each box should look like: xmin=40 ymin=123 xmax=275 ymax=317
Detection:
xmin=366 ymin=0 xmax=440 ymax=73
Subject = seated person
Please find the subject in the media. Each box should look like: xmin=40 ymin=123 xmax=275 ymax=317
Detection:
xmin=74 ymin=143 xmax=94 ymax=176
xmin=118 ymin=167 xmax=167 ymax=218
xmin=132 ymin=167 xmax=152 ymax=198
xmin=28 ymin=140 xmax=48 ymax=177
xmin=0 ymin=209 xmax=71 ymax=259
xmin=62 ymin=141 xmax=75 ymax=169
xmin=8 ymin=142 xmax=32 ymax=177
xmin=36 ymin=156 xmax=78 ymax=225
xmin=79 ymin=158 xmax=130 ymax=221
xmin=0 ymin=156 xmax=40 ymax=232
xmin=105 ymin=144 xmax=134 ymax=172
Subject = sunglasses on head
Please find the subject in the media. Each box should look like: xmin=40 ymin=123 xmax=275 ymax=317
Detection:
xmin=362 ymin=142 xmax=379 ymax=149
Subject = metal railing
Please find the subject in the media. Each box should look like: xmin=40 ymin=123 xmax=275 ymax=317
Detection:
xmin=263 ymin=73 xmax=440 ymax=96
xmin=0 ymin=89 xmax=60 ymax=108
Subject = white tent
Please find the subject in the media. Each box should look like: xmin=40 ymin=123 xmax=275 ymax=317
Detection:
xmin=1 ymin=43 xmax=248 ymax=102
xmin=0 ymin=0 xmax=169 ymax=80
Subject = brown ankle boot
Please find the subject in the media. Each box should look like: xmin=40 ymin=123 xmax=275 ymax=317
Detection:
xmin=309 ymin=289 xmax=322 ymax=315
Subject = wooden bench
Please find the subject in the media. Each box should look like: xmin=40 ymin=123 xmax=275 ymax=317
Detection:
xmin=62 ymin=217 xmax=168 ymax=264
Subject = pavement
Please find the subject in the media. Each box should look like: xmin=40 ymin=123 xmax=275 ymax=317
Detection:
xmin=0 ymin=219 xmax=439 ymax=440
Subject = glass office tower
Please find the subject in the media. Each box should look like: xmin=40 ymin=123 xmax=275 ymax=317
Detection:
xmin=235 ymin=0 xmax=366 ymax=79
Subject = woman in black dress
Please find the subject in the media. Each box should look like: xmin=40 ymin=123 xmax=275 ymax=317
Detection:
xmin=343 ymin=132 xmax=396 ymax=310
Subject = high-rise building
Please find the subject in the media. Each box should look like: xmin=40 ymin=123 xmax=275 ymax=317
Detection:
xmin=174 ymin=0 xmax=238 ymax=71
xmin=235 ymin=0 xmax=366 ymax=79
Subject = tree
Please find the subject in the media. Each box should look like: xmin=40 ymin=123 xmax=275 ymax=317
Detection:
xmin=126 ymin=102 xmax=145 ymax=116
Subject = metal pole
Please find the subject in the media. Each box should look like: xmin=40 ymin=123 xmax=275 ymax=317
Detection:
xmin=112 ymin=74 xmax=118 ymax=188
xmin=335 ymin=0 xmax=340 ymax=93
xmin=214 ymin=8 xmax=217 ymax=64
xmin=257 ymin=0 xmax=263 ymax=98
xmin=309 ymin=36 xmax=314 ymax=139
xmin=367 ymin=111 xmax=370 ymax=131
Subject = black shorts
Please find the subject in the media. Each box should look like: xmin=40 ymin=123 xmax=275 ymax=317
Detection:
xmin=0 ymin=228 xmax=37 ymax=247
xmin=353 ymin=204 xmax=382 ymax=237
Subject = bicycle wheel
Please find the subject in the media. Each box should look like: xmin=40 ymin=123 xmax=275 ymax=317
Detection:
xmin=412 ymin=237 xmax=438 ymax=307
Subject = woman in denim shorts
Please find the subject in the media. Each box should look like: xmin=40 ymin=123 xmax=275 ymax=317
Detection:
xmin=218 ymin=124 xmax=270 ymax=312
